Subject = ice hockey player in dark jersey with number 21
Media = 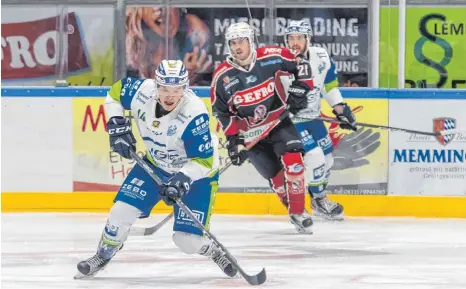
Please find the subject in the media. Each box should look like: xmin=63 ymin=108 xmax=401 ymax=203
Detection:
xmin=211 ymin=22 xmax=315 ymax=234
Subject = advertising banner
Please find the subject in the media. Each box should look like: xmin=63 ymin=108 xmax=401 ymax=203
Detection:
xmin=72 ymin=93 xmax=387 ymax=195
xmin=388 ymin=100 xmax=466 ymax=196
xmin=125 ymin=7 xmax=368 ymax=87
xmin=1 ymin=6 xmax=114 ymax=86
xmin=379 ymin=7 xmax=466 ymax=88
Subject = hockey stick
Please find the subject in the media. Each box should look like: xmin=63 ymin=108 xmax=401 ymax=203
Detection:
xmin=129 ymin=150 xmax=267 ymax=285
xmin=314 ymin=116 xmax=464 ymax=137
xmin=129 ymin=212 xmax=174 ymax=236
xmin=130 ymin=113 xmax=287 ymax=237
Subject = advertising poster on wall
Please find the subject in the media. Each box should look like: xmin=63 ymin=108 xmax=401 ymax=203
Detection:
xmin=125 ymin=6 xmax=368 ymax=87
xmin=72 ymin=93 xmax=388 ymax=195
xmin=388 ymin=100 xmax=466 ymax=196
xmin=1 ymin=6 xmax=114 ymax=86
xmin=379 ymin=7 xmax=466 ymax=88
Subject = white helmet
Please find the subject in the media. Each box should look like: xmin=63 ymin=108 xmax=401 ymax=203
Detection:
xmin=284 ymin=20 xmax=313 ymax=54
xmin=225 ymin=22 xmax=256 ymax=62
xmin=155 ymin=59 xmax=189 ymax=89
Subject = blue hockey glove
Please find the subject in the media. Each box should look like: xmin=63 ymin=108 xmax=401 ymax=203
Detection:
xmin=332 ymin=103 xmax=357 ymax=131
xmin=160 ymin=172 xmax=192 ymax=206
xmin=107 ymin=117 xmax=136 ymax=159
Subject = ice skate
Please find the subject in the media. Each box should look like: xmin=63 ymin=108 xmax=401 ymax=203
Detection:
xmin=290 ymin=210 xmax=313 ymax=234
xmin=200 ymin=242 xmax=238 ymax=277
xmin=74 ymin=240 xmax=123 ymax=279
xmin=311 ymin=195 xmax=344 ymax=221
xmin=74 ymin=252 xmax=112 ymax=279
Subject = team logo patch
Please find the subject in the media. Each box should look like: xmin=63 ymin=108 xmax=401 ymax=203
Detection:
xmin=433 ymin=117 xmax=456 ymax=146
xmin=167 ymin=125 xmax=177 ymax=136
xmin=252 ymin=104 xmax=267 ymax=124
xmin=153 ymin=121 xmax=160 ymax=128
xmin=246 ymin=75 xmax=258 ymax=84
xmin=223 ymin=76 xmax=230 ymax=83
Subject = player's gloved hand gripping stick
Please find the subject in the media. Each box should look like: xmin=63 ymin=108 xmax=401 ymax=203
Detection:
xmin=128 ymin=149 xmax=267 ymax=286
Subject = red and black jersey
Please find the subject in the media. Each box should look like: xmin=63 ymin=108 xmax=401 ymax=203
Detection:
xmin=210 ymin=46 xmax=313 ymax=137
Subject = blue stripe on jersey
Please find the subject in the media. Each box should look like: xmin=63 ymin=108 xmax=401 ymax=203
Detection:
xmin=181 ymin=113 xmax=213 ymax=159
xmin=324 ymin=58 xmax=338 ymax=84
xmin=120 ymin=77 xmax=144 ymax=109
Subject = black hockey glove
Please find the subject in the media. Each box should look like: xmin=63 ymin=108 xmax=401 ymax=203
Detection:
xmin=332 ymin=103 xmax=357 ymax=131
xmin=226 ymin=134 xmax=248 ymax=166
xmin=160 ymin=172 xmax=192 ymax=206
xmin=107 ymin=117 xmax=136 ymax=159
xmin=287 ymin=80 xmax=310 ymax=114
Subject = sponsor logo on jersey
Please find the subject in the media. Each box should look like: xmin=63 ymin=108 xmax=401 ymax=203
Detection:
xmin=121 ymin=177 xmax=147 ymax=200
xmin=317 ymin=135 xmax=332 ymax=149
xmin=150 ymin=148 xmax=180 ymax=161
xmin=167 ymin=125 xmax=177 ymax=136
xmin=246 ymin=75 xmax=258 ymax=84
xmin=120 ymin=77 xmax=133 ymax=97
xmin=131 ymin=80 xmax=143 ymax=95
xmin=260 ymin=58 xmax=283 ymax=67
xmin=224 ymin=78 xmax=240 ymax=90
xmin=136 ymin=91 xmax=150 ymax=104
xmin=232 ymin=78 xmax=275 ymax=106
xmin=192 ymin=116 xmax=210 ymax=136
xmin=177 ymin=209 xmax=205 ymax=223
xmin=175 ymin=112 xmax=189 ymax=124
xmin=264 ymin=47 xmax=282 ymax=54
xmin=198 ymin=139 xmax=214 ymax=152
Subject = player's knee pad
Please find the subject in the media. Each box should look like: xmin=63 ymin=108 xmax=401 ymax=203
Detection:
xmin=304 ymin=147 xmax=326 ymax=195
xmin=103 ymin=201 xmax=141 ymax=245
xmin=172 ymin=231 xmax=204 ymax=255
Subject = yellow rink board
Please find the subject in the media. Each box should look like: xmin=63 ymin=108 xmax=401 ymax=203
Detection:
xmin=2 ymin=192 xmax=466 ymax=218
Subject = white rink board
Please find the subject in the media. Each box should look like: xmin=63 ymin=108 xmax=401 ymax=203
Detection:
xmin=1 ymin=98 xmax=73 ymax=192
xmin=388 ymin=99 xmax=466 ymax=196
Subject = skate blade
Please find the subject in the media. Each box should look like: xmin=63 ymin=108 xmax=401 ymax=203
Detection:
xmin=74 ymin=271 xmax=90 ymax=280
xmin=312 ymin=211 xmax=344 ymax=221
xmin=291 ymin=223 xmax=313 ymax=235
xmin=74 ymin=270 xmax=99 ymax=280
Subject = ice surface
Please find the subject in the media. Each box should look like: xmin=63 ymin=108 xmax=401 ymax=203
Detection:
xmin=2 ymin=213 xmax=466 ymax=289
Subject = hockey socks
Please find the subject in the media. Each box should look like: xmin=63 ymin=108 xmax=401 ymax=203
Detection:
xmin=281 ymin=152 xmax=306 ymax=215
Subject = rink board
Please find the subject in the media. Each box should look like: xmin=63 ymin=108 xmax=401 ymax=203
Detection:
xmin=2 ymin=87 xmax=466 ymax=217
xmin=3 ymin=192 xmax=466 ymax=218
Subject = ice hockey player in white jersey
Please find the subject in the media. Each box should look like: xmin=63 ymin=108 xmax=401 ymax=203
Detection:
xmin=74 ymin=60 xmax=237 ymax=279
xmin=283 ymin=20 xmax=357 ymax=220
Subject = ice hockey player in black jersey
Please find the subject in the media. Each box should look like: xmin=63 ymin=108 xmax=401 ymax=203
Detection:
xmin=210 ymin=22 xmax=315 ymax=234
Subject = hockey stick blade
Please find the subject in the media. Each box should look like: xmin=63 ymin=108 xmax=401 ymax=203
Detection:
xmin=129 ymin=150 xmax=267 ymax=285
xmin=176 ymin=199 xmax=267 ymax=285
xmin=130 ymin=212 xmax=174 ymax=236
